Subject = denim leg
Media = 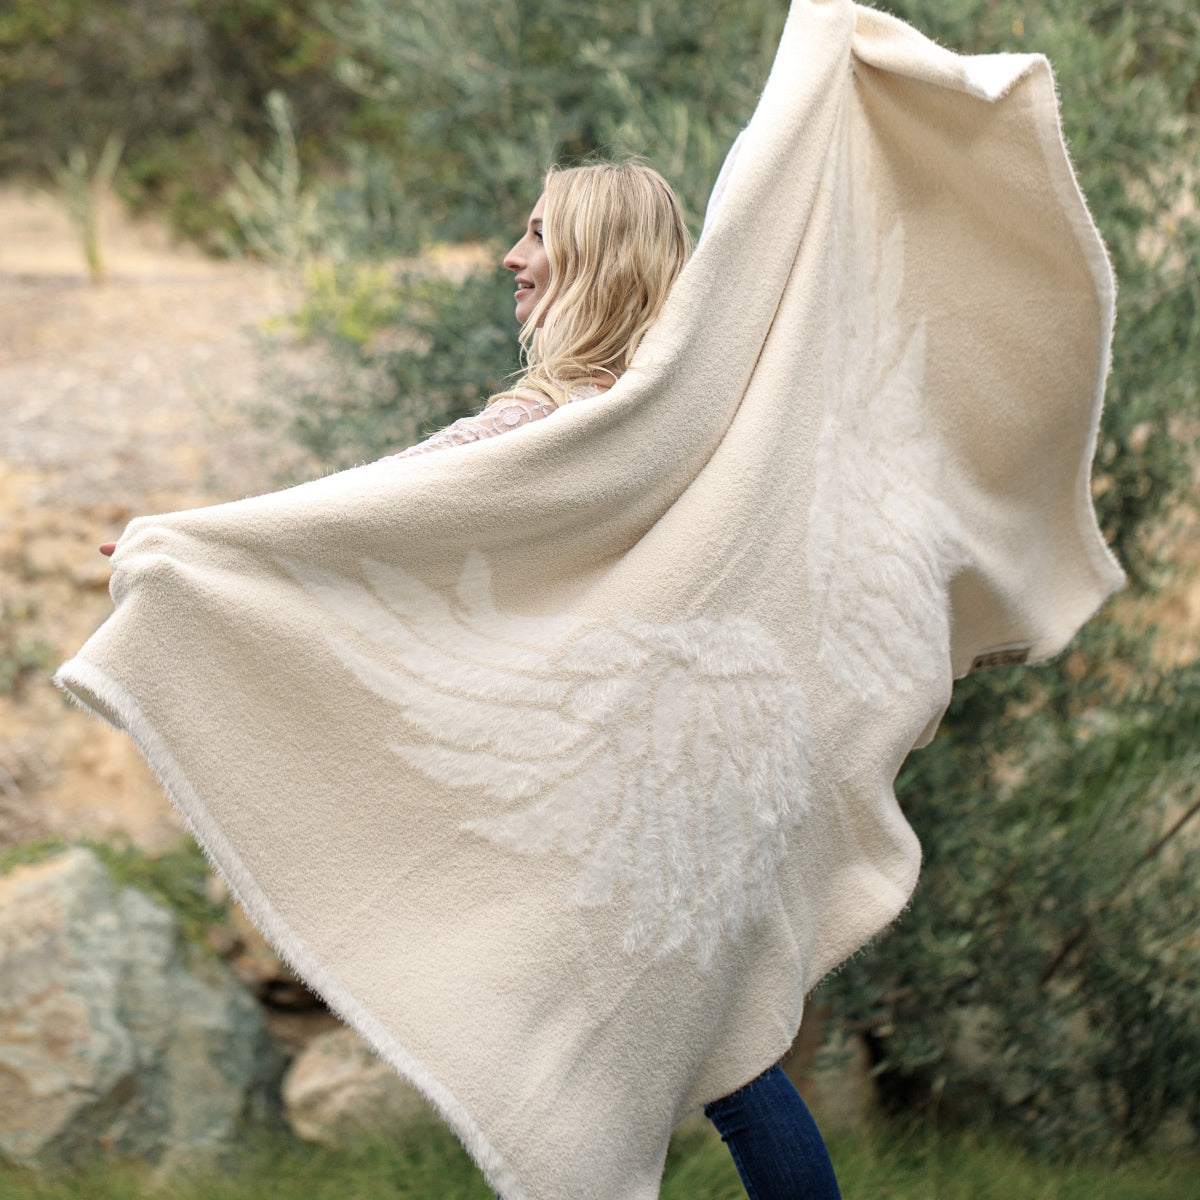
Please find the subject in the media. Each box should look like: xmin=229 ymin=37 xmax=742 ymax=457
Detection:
xmin=704 ymin=1064 xmax=841 ymax=1200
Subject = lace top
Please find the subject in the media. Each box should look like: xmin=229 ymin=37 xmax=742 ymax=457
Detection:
xmin=384 ymin=385 xmax=602 ymax=461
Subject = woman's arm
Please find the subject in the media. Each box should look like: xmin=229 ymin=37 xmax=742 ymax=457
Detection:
xmin=97 ymin=393 xmax=567 ymax=555
xmin=381 ymin=391 xmax=560 ymax=461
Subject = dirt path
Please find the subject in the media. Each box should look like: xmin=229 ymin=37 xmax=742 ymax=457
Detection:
xmin=0 ymin=187 xmax=315 ymax=850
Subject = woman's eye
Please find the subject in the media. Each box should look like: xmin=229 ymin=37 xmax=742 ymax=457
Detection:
xmin=534 ymin=230 xmax=544 ymax=243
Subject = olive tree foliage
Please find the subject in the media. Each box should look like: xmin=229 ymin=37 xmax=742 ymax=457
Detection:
xmin=812 ymin=0 xmax=1200 ymax=1151
xmin=0 ymin=0 xmax=358 ymax=246
xmin=828 ymin=619 xmax=1200 ymax=1150
xmin=324 ymin=0 xmax=786 ymax=236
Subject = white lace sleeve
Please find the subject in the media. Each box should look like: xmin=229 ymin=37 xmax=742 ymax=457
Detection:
xmin=381 ymin=392 xmax=560 ymax=461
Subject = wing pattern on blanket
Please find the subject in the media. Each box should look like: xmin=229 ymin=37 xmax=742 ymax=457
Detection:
xmin=806 ymin=159 xmax=967 ymax=705
xmin=280 ymin=551 xmax=812 ymax=969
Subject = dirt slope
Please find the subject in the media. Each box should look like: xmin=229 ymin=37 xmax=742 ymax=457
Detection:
xmin=0 ymin=187 xmax=313 ymax=850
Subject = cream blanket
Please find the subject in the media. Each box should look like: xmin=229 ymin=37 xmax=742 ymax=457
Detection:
xmin=58 ymin=3 xmax=1123 ymax=1196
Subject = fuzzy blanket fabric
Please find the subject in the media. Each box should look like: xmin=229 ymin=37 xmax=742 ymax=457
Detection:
xmin=58 ymin=2 xmax=1123 ymax=1196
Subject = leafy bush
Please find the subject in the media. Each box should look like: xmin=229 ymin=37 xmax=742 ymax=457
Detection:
xmin=0 ymin=0 xmax=359 ymax=247
xmin=820 ymin=621 xmax=1200 ymax=1148
xmin=326 ymin=0 xmax=786 ymax=239
xmin=815 ymin=0 xmax=1200 ymax=1150
xmin=0 ymin=600 xmax=54 ymax=696
xmin=275 ymin=265 xmax=518 ymax=470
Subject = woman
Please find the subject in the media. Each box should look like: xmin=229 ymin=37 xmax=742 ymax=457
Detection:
xmin=398 ymin=158 xmax=842 ymax=1200
xmin=386 ymin=160 xmax=691 ymax=458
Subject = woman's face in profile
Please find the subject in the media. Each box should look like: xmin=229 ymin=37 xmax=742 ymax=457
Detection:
xmin=503 ymin=194 xmax=550 ymax=325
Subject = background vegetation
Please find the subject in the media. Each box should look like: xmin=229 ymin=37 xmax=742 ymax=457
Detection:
xmin=1 ymin=1121 xmax=1198 ymax=1200
xmin=3 ymin=0 xmax=1197 ymax=1163
xmin=0 ymin=0 xmax=359 ymax=246
xmin=815 ymin=0 xmax=1200 ymax=1155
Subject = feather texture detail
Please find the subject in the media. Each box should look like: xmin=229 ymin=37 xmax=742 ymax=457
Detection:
xmin=806 ymin=129 xmax=966 ymax=704
xmin=280 ymin=551 xmax=812 ymax=968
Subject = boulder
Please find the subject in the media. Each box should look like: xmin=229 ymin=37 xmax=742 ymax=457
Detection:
xmin=283 ymin=1026 xmax=428 ymax=1146
xmin=783 ymin=1003 xmax=876 ymax=1132
xmin=0 ymin=847 xmax=282 ymax=1171
xmin=800 ymin=1025 xmax=876 ymax=1131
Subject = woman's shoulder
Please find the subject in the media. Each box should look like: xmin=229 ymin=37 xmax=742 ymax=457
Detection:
xmin=567 ymin=382 xmax=604 ymax=402
xmin=486 ymin=377 xmax=609 ymax=412
xmin=382 ymin=390 xmax=558 ymax=461
xmin=485 ymin=388 xmax=561 ymax=422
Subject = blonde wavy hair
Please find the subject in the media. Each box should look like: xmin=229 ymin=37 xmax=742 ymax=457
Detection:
xmin=497 ymin=160 xmax=691 ymax=409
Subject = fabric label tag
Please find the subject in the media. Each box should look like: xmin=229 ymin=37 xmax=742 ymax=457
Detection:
xmin=969 ymin=644 xmax=1032 ymax=672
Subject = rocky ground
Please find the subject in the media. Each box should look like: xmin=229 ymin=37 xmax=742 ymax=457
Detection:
xmin=0 ymin=186 xmax=317 ymax=852
xmin=0 ymin=190 xmax=360 ymax=1164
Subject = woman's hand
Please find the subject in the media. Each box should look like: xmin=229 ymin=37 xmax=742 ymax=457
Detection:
xmin=99 ymin=542 xmax=117 ymax=557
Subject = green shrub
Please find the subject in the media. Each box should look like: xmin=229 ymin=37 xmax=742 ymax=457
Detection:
xmin=325 ymin=0 xmax=786 ymax=238
xmin=820 ymin=621 xmax=1200 ymax=1147
xmin=0 ymin=0 xmax=361 ymax=248
xmin=814 ymin=0 xmax=1200 ymax=1150
xmin=0 ymin=600 xmax=54 ymax=696
xmin=273 ymin=265 xmax=518 ymax=470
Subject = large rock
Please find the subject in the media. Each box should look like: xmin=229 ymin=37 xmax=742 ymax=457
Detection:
xmin=0 ymin=847 xmax=282 ymax=1170
xmin=283 ymin=1026 xmax=428 ymax=1146
xmin=783 ymin=1003 xmax=876 ymax=1132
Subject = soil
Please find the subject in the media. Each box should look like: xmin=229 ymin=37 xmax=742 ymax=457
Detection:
xmin=0 ymin=186 xmax=317 ymax=852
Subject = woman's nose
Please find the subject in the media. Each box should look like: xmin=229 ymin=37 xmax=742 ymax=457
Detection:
xmin=503 ymin=240 xmax=524 ymax=272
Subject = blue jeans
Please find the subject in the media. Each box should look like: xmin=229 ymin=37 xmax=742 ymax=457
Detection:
xmin=498 ymin=1064 xmax=840 ymax=1200
xmin=704 ymin=1064 xmax=842 ymax=1199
